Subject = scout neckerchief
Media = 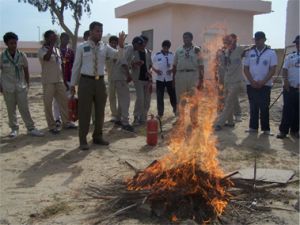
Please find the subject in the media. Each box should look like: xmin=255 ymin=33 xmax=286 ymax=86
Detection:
xmin=184 ymin=45 xmax=193 ymax=59
xmin=254 ymin=45 xmax=269 ymax=65
xmin=4 ymin=49 xmax=21 ymax=80
xmin=161 ymin=50 xmax=170 ymax=68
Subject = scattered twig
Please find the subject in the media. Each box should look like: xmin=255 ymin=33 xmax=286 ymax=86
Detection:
xmin=221 ymin=171 xmax=239 ymax=181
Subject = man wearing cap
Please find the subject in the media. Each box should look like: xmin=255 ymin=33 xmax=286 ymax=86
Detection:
xmin=173 ymin=32 xmax=204 ymax=103
xmin=277 ymin=35 xmax=299 ymax=139
xmin=70 ymin=21 xmax=126 ymax=150
xmin=243 ymin=31 xmax=277 ymax=135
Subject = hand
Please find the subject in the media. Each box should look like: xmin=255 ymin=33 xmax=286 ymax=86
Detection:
xmin=70 ymin=86 xmax=76 ymax=96
xmin=283 ymin=81 xmax=290 ymax=92
xmin=132 ymin=60 xmax=144 ymax=67
xmin=156 ymin=69 xmax=163 ymax=75
xmin=166 ymin=69 xmax=172 ymax=75
xmin=256 ymin=80 xmax=265 ymax=88
xmin=118 ymin=31 xmax=127 ymax=48
xmin=250 ymin=80 xmax=259 ymax=89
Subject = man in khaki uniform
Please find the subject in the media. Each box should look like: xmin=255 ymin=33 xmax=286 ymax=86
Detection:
xmin=215 ymin=34 xmax=246 ymax=130
xmin=70 ymin=22 xmax=126 ymax=150
xmin=38 ymin=30 xmax=77 ymax=134
xmin=105 ymin=36 xmax=119 ymax=122
xmin=0 ymin=32 xmax=44 ymax=138
xmin=173 ymin=32 xmax=204 ymax=105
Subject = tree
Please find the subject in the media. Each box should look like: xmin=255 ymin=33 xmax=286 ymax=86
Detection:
xmin=19 ymin=0 xmax=93 ymax=50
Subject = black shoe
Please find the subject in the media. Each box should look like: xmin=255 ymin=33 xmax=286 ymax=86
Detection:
xmin=224 ymin=123 xmax=235 ymax=127
xmin=214 ymin=125 xmax=222 ymax=131
xmin=122 ymin=124 xmax=135 ymax=132
xmin=93 ymin=138 xmax=109 ymax=146
xmin=55 ymin=120 xmax=62 ymax=128
xmin=114 ymin=120 xmax=123 ymax=126
xmin=49 ymin=128 xmax=60 ymax=135
xmin=79 ymin=144 xmax=89 ymax=150
xmin=276 ymin=132 xmax=287 ymax=139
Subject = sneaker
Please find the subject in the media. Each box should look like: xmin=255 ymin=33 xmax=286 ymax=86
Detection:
xmin=262 ymin=130 xmax=274 ymax=136
xmin=110 ymin=117 xmax=117 ymax=123
xmin=214 ymin=125 xmax=222 ymax=131
xmin=93 ymin=138 xmax=109 ymax=146
xmin=235 ymin=115 xmax=242 ymax=122
xmin=8 ymin=130 xmax=18 ymax=138
xmin=245 ymin=128 xmax=258 ymax=133
xmin=49 ymin=128 xmax=60 ymax=135
xmin=55 ymin=120 xmax=62 ymax=128
xmin=64 ymin=122 xmax=77 ymax=129
xmin=28 ymin=128 xmax=44 ymax=137
xmin=276 ymin=132 xmax=287 ymax=139
xmin=122 ymin=124 xmax=135 ymax=133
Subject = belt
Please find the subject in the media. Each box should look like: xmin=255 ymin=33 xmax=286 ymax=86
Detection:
xmin=81 ymin=74 xmax=104 ymax=80
xmin=178 ymin=69 xmax=196 ymax=72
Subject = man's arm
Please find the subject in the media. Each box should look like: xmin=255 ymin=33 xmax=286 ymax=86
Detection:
xmin=70 ymin=46 xmax=83 ymax=95
xmin=244 ymin=66 xmax=258 ymax=88
xmin=43 ymin=44 xmax=55 ymax=61
xmin=282 ymin=68 xmax=290 ymax=91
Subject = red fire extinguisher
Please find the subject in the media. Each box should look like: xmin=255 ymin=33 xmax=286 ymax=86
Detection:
xmin=68 ymin=96 xmax=78 ymax=122
xmin=147 ymin=115 xmax=158 ymax=146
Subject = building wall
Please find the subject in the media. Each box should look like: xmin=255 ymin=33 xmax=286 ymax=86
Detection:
xmin=127 ymin=6 xmax=173 ymax=52
xmin=0 ymin=41 xmax=42 ymax=75
xmin=285 ymin=0 xmax=299 ymax=47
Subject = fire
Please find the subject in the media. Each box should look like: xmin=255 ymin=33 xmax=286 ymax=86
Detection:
xmin=127 ymin=34 xmax=231 ymax=224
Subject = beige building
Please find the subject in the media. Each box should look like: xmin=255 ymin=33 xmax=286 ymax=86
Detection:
xmin=0 ymin=41 xmax=41 ymax=75
xmin=115 ymin=0 xmax=272 ymax=53
xmin=285 ymin=0 xmax=299 ymax=47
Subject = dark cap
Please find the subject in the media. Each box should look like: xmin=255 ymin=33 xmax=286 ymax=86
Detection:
xmin=293 ymin=35 xmax=299 ymax=43
xmin=132 ymin=36 xmax=144 ymax=45
xmin=254 ymin=31 xmax=266 ymax=40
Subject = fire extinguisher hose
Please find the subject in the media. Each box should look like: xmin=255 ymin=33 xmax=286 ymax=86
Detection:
xmin=156 ymin=116 xmax=164 ymax=139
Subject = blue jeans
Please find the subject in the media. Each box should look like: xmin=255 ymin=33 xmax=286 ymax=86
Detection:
xmin=247 ymin=85 xmax=271 ymax=131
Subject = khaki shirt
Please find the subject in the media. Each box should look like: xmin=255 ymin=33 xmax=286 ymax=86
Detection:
xmin=224 ymin=46 xmax=245 ymax=84
xmin=173 ymin=45 xmax=203 ymax=71
xmin=0 ymin=50 xmax=28 ymax=92
xmin=105 ymin=57 xmax=127 ymax=81
xmin=38 ymin=46 xmax=64 ymax=84
xmin=71 ymin=40 xmax=123 ymax=86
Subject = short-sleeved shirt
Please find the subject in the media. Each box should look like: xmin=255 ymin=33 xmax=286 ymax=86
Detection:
xmin=173 ymin=45 xmax=203 ymax=71
xmin=129 ymin=48 xmax=152 ymax=82
xmin=71 ymin=40 xmax=123 ymax=86
xmin=283 ymin=51 xmax=300 ymax=88
xmin=152 ymin=51 xmax=174 ymax=82
xmin=60 ymin=47 xmax=74 ymax=82
xmin=0 ymin=49 xmax=28 ymax=92
xmin=243 ymin=46 xmax=278 ymax=86
xmin=38 ymin=46 xmax=64 ymax=84
xmin=224 ymin=46 xmax=245 ymax=84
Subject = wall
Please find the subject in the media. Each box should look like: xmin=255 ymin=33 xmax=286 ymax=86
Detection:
xmin=285 ymin=0 xmax=299 ymax=47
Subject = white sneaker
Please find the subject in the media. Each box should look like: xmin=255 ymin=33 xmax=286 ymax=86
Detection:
xmin=8 ymin=130 xmax=18 ymax=138
xmin=262 ymin=130 xmax=274 ymax=136
xmin=245 ymin=128 xmax=258 ymax=133
xmin=28 ymin=128 xmax=45 ymax=137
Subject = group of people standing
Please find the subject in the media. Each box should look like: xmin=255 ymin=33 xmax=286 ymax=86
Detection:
xmin=0 ymin=20 xmax=299 ymax=150
xmin=214 ymin=31 xmax=299 ymax=140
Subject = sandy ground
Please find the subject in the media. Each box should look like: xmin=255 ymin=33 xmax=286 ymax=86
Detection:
xmin=0 ymin=75 xmax=299 ymax=225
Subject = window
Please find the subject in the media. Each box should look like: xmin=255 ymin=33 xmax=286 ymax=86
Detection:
xmin=25 ymin=52 xmax=38 ymax=58
xmin=141 ymin=29 xmax=153 ymax=50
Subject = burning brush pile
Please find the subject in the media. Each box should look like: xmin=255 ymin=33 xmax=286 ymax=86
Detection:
xmin=87 ymin=82 xmax=234 ymax=224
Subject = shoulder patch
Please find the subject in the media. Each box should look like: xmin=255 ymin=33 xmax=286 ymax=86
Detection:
xmin=156 ymin=52 xmax=162 ymax=55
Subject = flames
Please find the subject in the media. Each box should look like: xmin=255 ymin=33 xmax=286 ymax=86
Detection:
xmin=127 ymin=34 xmax=231 ymax=223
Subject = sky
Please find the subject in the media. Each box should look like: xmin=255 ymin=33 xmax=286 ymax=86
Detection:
xmin=0 ymin=0 xmax=288 ymax=48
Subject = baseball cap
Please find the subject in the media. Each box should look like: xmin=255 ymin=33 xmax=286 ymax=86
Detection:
xmin=293 ymin=35 xmax=299 ymax=43
xmin=132 ymin=36 xmax=144 ymax=45
xmin=254 ymin=31 xmax=266 ymax=40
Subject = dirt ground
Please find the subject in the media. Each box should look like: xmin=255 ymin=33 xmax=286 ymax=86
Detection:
xmin=0 ymin=75 xmax=299 ymax=225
